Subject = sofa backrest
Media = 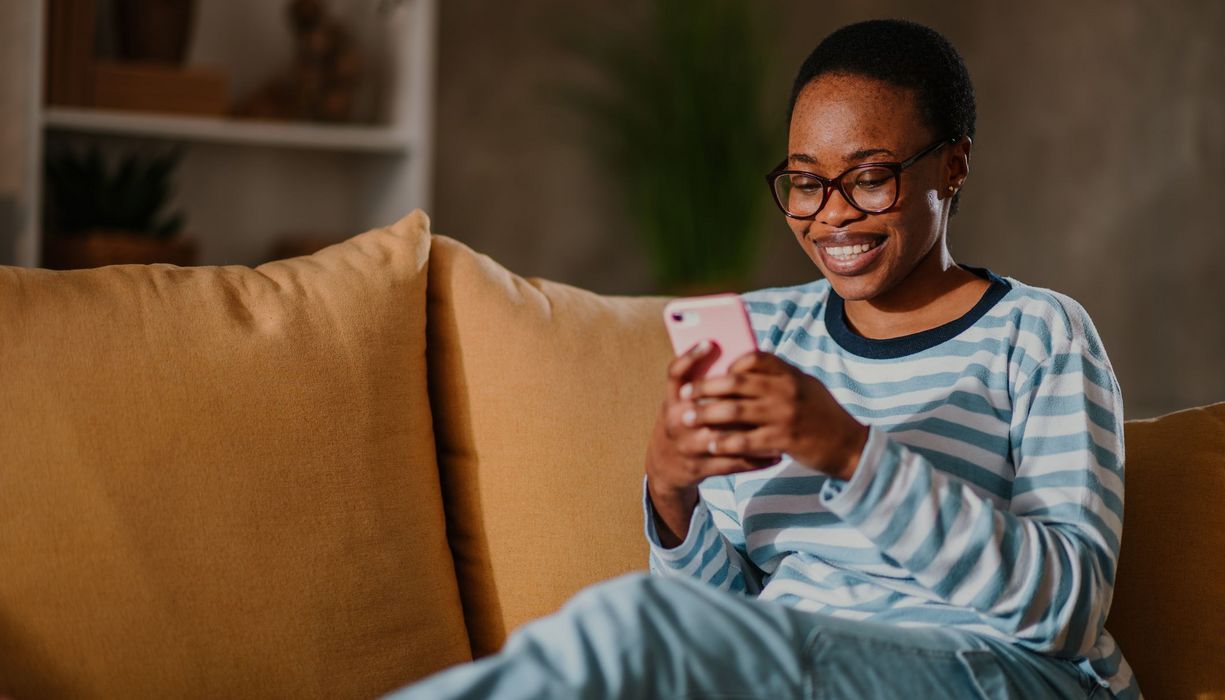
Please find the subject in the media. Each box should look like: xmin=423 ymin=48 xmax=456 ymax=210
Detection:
xmin=425 ymin=234 xmax=672 ymax=657
xmin=1110 ymin=401 xmax=1225 ymax=699
xmin=0 ymin=212 xmax=471 ymax=698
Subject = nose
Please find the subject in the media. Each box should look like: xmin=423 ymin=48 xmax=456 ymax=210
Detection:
xmin=817 ymin=186 xmax=866 ymax=229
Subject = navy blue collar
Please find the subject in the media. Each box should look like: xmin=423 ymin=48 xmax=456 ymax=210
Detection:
xmin=825 ymin=265 xmax=1012 ymax=359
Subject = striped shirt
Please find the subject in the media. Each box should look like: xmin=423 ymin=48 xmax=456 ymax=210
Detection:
xmin=644 ymin=267 xmax=1138 ymax=699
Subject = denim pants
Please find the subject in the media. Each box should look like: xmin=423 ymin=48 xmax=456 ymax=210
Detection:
xmin=387 ymin=573 xmax=1102 ymax=700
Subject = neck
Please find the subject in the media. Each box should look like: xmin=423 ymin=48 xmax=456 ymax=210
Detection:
xmin=842 ymin=241 xmax=988 ymax=340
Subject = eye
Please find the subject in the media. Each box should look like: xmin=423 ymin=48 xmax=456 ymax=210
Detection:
xmin=851 ymin=168 xmax=894 ymax=190
xmin=789 ymin=174 xmax=824 ymax=193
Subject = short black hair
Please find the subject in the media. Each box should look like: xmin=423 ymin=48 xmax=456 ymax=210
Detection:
xmin=789 ymin=19 xmax=976 ymax=214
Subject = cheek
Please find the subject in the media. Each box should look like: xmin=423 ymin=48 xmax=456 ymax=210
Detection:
xmin=921 ymin=187 xmax=941 ymax=214
xmin=895 ymin=186 xmax=943 ymax=236
xmin=898 ymin=183 xmax=940 ymax=215
xmin=786 ymin=220 xmax=827 ymax=268
xmin=890 ymin=188 xmax=945 ymax=261
xmin=786 ymin=218 xmax=809 ymax=244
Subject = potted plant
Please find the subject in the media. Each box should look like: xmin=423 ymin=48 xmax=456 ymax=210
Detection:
xmin=559 ymin=0 xmax=779 ymax=294
xmin=42 ymin=146 xmax=195 ymax=269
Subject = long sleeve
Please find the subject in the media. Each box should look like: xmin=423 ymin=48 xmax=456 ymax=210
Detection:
xmin=643 ymin=476 xmax=763 ymax=595
xmin=818 ymin=335 xmax=1124 ymax=657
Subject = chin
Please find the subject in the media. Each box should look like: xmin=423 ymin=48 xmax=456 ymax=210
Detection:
xmin=827 ymin=279 xmax=872 ymax=301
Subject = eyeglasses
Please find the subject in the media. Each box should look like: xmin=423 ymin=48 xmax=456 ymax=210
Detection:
xmin=765 ymin=137 xmax=957 ymax=219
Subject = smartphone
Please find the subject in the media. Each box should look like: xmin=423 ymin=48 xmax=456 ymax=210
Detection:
xmin=663 ymin=294 xmax=758 ymax=380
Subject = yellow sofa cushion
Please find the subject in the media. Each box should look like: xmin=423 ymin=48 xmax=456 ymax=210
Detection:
xmin=426 ymin=235 xmax=672 ymax=656
xmin=0 ymin=211 xmax=470 ymax=698
xmin=1110 ymin=401 xmax=1225 ymax=699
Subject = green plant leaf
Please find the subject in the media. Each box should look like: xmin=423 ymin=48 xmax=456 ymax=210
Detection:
xmin=552 ymin=0 xmax=782 ymax=291
xmin=42 ymin=145 xmax=186 ymax=238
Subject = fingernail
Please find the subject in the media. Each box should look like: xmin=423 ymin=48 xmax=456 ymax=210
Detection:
xmin=682 ymin=409 xmax=696 ymax=426
xmin=679 ymin=383 xmax=693 ymax=400
xmin=694 ymin=340 xmax=710 ymax=354
xmin=707 ymin=439 xmax=718 ymax=454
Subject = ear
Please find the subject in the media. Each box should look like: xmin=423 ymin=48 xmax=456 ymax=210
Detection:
xmin=946 ymin=136 xmax=973 ymax=193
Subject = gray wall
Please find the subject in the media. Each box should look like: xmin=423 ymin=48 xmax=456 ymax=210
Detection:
xmin=432 ymin=0 xmax=1225 ymax=420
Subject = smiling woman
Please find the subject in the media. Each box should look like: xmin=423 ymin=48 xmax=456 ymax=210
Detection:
xmin=777 ymin=32 xmax=987 ymax=339
xmin=784 ymin=74 xmax=989 ymax=338
xmin=389 ymin=19 xmax=1135 ymax=700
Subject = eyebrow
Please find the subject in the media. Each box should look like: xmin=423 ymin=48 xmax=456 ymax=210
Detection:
xmin=789 ymin=147 xmax=897 ymax=167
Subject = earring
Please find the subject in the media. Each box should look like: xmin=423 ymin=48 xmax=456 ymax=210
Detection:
xmin=948 ymin=186 xmax=955 ymax=194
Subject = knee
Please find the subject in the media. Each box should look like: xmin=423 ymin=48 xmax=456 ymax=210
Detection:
xmin=566 ymin=572 xmax=653 ymax=614
xmin=565 ymin=572 xmax=707 ymax=626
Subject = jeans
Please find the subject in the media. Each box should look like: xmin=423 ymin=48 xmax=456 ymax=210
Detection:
xmin=387 ymin=573 xmax=1101 ymax=699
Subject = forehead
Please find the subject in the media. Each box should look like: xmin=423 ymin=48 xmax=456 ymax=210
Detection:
xmin=788 ymin=73 xmax=928 ymax=164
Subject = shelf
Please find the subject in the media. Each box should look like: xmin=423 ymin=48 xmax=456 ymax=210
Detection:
xmin=14 ymin=0 xmax=437 ymax=268
xmin=43 ymin=107 xmax=412 ymax=155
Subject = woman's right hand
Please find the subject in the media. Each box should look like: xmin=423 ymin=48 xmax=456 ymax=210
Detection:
xmin=645 ymin=340 xmax=782 ymax=547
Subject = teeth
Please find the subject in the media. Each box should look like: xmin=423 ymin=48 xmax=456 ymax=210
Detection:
xmin=827 ymin=240 xmax=880 ymax=258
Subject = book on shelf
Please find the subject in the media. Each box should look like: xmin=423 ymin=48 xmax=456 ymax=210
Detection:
xmin=90 ymin=61 xmax=228 ymax=117
xmin=44 ymin=0 xmax=95 ymax=106
xmin=45 ymin=0 xmax=229 ymax=117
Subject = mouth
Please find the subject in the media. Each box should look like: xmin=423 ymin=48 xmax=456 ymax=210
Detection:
xmin=812 ymin=234 xmax=887 ymax=276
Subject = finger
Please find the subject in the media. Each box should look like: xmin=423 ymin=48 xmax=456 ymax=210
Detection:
xmin=667 ymin=340 xmax=713 ymax=399
xmin=689 ymin=371 xmax=771 ymax=401
xmin=706 ymin=426 xmax=786 ymax=458
xmin=674 ymin=425 xmax=715 ymax=458
xmin=675 ymin=426 xmax=725 ymax=458
xmin=669 ymin=406 xmax=756 ymax=449
xmin=728 ymin=350 xmax=788 ymax=376
xmin=677 ymin=426 xmax=782 ymax=459
xmin=666 ymin=400 xmax=701 ymax=438
xmin=682 ymin=398 xmax=773 ymax=428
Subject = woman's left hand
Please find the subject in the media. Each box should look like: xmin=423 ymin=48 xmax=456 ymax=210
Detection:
xmin=678 ymin=351 xmax=870 ymax=481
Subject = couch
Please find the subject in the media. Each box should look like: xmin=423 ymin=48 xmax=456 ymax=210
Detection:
xmin=1 ymin=211 xmax=1221 ymax=699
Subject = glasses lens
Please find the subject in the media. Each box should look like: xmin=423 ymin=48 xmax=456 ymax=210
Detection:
xmin=845 ymin=166 xmax=897 ymax=212
xmin=774 ymin=173 xmax=825 ymax=217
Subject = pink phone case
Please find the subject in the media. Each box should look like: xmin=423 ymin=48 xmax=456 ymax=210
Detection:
xmin=663 ymin=294 xmax=758 ymax=379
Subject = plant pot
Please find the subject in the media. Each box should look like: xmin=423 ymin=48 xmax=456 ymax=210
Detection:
xmin=43 ymin=230 xmax=197 ymax=269
xmin=114 ymin=0 xmax=197 ymax=65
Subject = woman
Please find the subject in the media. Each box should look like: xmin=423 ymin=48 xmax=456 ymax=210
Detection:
xmin=392 ymin=18 xmax=1136 ymax=700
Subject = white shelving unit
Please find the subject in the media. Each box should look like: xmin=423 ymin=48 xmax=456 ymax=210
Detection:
xmin=43 ymin=107 xmax=413 ymax=154
xmin=12 ymin=0 xmax=436 ymax=268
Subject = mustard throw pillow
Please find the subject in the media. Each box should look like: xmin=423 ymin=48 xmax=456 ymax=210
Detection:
xmin=1110 ymin=402 xmax=1225 ymax=699
xmin=426 ymin=235 xmax=673 ymax=657
xmin=0 ymin=211 xmax=471 ymax=698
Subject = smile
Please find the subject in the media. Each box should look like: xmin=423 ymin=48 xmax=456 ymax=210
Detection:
xmin=815 ymin=235 xmax=886 ymax=275
xmin=825 ymin=239 xmax=883 ymax=260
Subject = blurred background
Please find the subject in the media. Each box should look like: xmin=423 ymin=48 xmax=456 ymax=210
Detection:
xmin=0 ymin=0 xmax=1221 ymax=420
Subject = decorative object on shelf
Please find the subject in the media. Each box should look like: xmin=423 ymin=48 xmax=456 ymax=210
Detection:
xmin=235 ymin=0 xmax=364 ymax=123
xmin=557 ymin=0 xmax=778 ymax=294
xmin=114 ymin=0 xmax=196 ymax=64
xmin=41 ymin=145 xmax=196 ymax=268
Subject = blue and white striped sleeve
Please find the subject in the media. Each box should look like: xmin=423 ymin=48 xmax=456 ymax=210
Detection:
xmin=818 ymin=313 xmax=1124 ymax=657
xmin=643 ymin=476 xmax=763 ymax=595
